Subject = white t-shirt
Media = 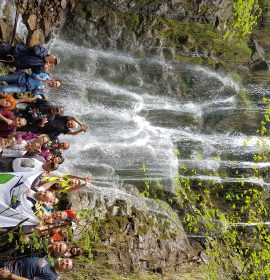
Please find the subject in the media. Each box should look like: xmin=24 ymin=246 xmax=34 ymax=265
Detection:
xmin=12 ymin=158 xmax=44 ymax=172
xmin=2 ymin=140 xmax=28 ymax=157
xmin=2 ymin=149 xmax=27 ymax=157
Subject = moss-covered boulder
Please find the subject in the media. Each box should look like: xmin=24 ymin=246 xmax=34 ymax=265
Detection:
xmin=68 ymin=187 xmax=195 ymax=276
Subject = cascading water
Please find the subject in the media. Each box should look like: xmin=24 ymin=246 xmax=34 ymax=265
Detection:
xmin=49 ymin=39 xmax=269 ymax=198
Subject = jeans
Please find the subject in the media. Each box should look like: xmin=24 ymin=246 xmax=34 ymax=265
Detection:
xmin=0 ymin=84 xmax=26 ymax=92
xmin=0 ymin=73 xmax=20 ymax=83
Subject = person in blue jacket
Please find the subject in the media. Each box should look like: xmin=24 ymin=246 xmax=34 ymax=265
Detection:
xmin=0 ymin=43 xmax=60 ymax=73
xmin=0 ymin=257 xmax=73 ymax=280
xmin=0 ymin=71 xmax=62 ymax=96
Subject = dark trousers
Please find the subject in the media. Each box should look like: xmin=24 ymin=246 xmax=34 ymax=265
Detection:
xmin=0 ymin=157 xmax=14 ymax=172
xmin=0 ymin=44 xmax=13 ymax=60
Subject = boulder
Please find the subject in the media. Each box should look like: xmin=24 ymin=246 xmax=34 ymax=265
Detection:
xmin=26 ymin=14 xmax=37 ymax=31
xmin=69 ymin=189 xmax=194 ymax=273
xmin=27 ymin=29 xmax=44 ymax=46
xmin=0 ymin=19 xmax=12 ymax=42
xmin=42 ymin=17 xmax=52 ymax=37
xmin=249 ymin=58 xmax=270 ymax=72
xmin=61 ymin=0 xmax=67 ymax=10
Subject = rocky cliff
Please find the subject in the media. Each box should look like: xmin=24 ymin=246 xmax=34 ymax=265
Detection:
xmin=67 ymin=188 xmax=195 ymax=276
xmin=62 ymin=0 xmax=270 ymax=72
xmin=0 ymin=0 xmax=75 ymax=45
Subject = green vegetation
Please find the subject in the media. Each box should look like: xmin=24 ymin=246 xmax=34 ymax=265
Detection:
xmin=224 ymin=0 xmax=262 ymax=40
xmin=157 ymin=20 xmax=251 ymax=67
xmin=138 ymin=96 xmax=270 ymax=279
xmin=66 ymin=262 xmax=205 ymax=280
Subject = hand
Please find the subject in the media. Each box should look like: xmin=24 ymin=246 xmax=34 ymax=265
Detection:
xmin=5 ymin=119 xmax=13 ymax=126
xmin=40 ymin=117 xmax=48 ymax=127
xmin=85 ymin=176 xmax=92 ymax=181
xmin=29 ymin=97 xmax=38 ymax=103
xmin=86 ymin=182 xmax=94 ymax=188
xmin=81 ymin=124 xmax=88 ymax=132
xmin=41 ymin=117 xmax=48 ymax=123
xmin=0 ymin=268 xmax=11 ymax=279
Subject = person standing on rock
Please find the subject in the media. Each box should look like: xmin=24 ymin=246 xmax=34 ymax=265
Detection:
xmin=0 ymin=43 xmax=60 ymax=73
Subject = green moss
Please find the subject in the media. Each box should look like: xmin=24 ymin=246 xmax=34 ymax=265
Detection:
xmin=161 ymin=221 xmax=171 ymax=230
xmin=137 ymin=225 xmax=148 ymax=235
xmin=156 ymin=19 xmax=251 ymax=67
xmin=116 ymin=216 xmax=128 ymax=229
xmin=125 ymin=13 xmax=141 ymax=31
xmin=133 ymin=0 xmax=165 ymax=8
xmin=236 ymin=89 xmax=252 ymax=108
xmin=229 ymin=72 xmax=245 ymax=83
xmin=3 ymin=4 xmax=12 ymax=21
xmin=160 ymin=233 xmax=170 ymax=239
xmin=75 ymin=7 xmax=87 ymax=18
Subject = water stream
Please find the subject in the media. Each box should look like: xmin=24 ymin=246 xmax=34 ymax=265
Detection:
xmin=49 ymin=39 xmax=270 ymax=198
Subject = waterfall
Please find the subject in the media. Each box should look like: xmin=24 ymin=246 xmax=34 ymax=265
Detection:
xmin=49 ymin=39 xmax=270 ymax=197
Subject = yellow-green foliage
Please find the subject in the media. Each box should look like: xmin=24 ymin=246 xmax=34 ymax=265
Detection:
xmin=224 ymin=0 xmax=262 ymax=40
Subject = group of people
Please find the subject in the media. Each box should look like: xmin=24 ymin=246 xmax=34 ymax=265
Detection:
xmin=0 ymin=42 xmax=92 ymax=280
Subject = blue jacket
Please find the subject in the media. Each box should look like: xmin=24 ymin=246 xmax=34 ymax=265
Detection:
xmin=13 ymin=44 xmax=49 ymax=73
xmin=18 ymin=72 xmax=50 ymax=95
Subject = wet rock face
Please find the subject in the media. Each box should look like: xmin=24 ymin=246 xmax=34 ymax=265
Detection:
xmin=12 ymin=0 xmax=76 ymax=45
xmin=69 ymin=189 xmax=194 ymax=272
xmin=63 ymin=0 xmax=231 ymax=52
xmin=0 ymin=1 xmax=16 ymax=43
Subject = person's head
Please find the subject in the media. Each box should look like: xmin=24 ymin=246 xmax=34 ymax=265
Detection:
xmin=70 ymin=246 xmax=83 ymax=257
xmin=60 ymin=228 xmax=69 ymax=238
xmin=26 ymin=141 xmax=41 ymax=153
xmin=51 ymin=241 xmax=68 ymax=256
xmin=50 ymin=183 xmax=62 ymax=193
xmin=49 ymin=79 xmax=62 ymax=88
xmin=38 ymin=134 xmax=50 ymax=144
xmin=55 ymin=258 xmax=73 ymax=273
xmin=66 ymin=120 xmax=78 ymax=129
xmin=50 ymin=227 xmax=70 ymax=238
xmin=69 ymin=179 xmax=81 ymax=187
xmin=42 ymin=161 xmax=59 ymax=172
xmin=13 ymin=117 xmax=27 ymax=127
xmin=51 ymin=155 xmax=64 ymax=164
xmin=0 ymin=96 xmax=16 ymax=110
xmin=0 ymin=99 xmax=11 ymax=107
xmin=52 ymin=197 xmax=59 ymax=205
xmin=57 ymin=141 xmax=70 ymax=150
xmin=35 ymin=191 xmax=55 ymax=203
xmin=50 ymin=106 xmax=64 ymax=115
xmin=52 ymin=211 xmax=68 ymax=221
xmin=44 ymin=55 xmax=60 ymax=70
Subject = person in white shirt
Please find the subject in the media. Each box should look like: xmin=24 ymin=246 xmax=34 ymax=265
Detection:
xmin=0 ymin=157 xmax=58 ymax=173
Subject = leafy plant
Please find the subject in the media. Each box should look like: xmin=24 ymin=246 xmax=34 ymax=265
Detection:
xmin=224 ymin=0 xmax=262 ymax=40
